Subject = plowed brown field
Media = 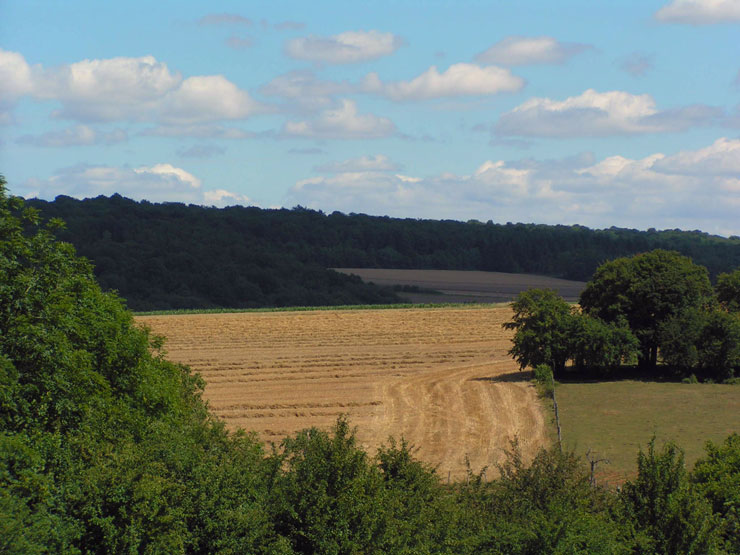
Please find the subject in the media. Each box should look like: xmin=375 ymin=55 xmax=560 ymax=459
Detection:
xmin=137 ymin=306 xmax=547 ymax=480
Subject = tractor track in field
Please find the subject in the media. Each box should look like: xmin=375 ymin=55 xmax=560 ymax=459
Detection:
xmin=138 ymin=306 xmax=548 ymax=480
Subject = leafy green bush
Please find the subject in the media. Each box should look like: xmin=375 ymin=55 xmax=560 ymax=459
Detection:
xmin=533 ymin=364 xmax=555 ymax=398
xmin=0 ymin=177 xmax=280 ymax=553
xmin=619 ymin=439 xmax=722 ymax=554
xmin=692 ymin=434 xmax=740 ymax=552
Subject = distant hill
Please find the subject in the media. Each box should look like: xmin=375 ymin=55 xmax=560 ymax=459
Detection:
xmin=26 ymin=194 xmax=740 ymax=310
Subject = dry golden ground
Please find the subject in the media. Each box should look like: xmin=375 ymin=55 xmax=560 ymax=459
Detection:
xmin=137 ymin=306 xmax=548 ymax=480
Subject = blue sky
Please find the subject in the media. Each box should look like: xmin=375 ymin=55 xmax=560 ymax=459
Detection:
xmin=1 ymin=0 xmax=739 ymax=235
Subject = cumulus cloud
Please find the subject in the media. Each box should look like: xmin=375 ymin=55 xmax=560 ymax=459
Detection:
xmin=652 ymin=136 xmax=740 ymax=175
xmin=21 ymin=163 xmax=250 ymax=207
xmin=655 ymin=0 xmax=740 ymax=24
xmin=495 ymin=89 xmax=721 ymax=137
xmin=159 ymin=75 xmax=262 ymax=125
xmin=283 ymin=99 xmax=395 ymax=139
xmin=287 ymin=137 xmax=740 ymax=236
xmin=16 ymin=125 xmax=127 ymax=147
xmin=361 ymin=63 xmax=524 ymax=101
xmin=198 ymin=13 xmax=252 ymax=26
xmin=203 ymin=189 xmax=252 ymax=206
xmin=315 ymin=154 xmax=399 ymax=173
xmin=285 ymin=30 xmax=403 ymax=64
xmin=36 ymin=55 xmax=182 ymax=121
xmin=619 ymin=53 xmax=654 ymax=77
xmin=0 ymin=50 xmax=264 ymax=128
xmin=475 ymin=36 xmax=592 ymax=66
xmin=260 ymin=64 xmax=523 ymax=113
xmin=0 ymin=49 xmax=34 ymax=100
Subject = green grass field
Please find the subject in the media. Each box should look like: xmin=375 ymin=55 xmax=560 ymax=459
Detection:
xmin=555 ymin=381 xmax=740 ymax=484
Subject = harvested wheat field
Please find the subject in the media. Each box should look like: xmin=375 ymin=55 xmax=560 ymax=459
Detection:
xmin=138 ymin=306 xmax=547 ymax=480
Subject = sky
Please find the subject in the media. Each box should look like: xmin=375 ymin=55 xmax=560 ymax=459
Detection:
xmin=1 ymin=0 xmax=739 ymax=235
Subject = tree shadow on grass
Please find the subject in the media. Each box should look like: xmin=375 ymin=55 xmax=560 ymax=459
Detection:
xmin=555 ymin=365 xmax=692 ymax=384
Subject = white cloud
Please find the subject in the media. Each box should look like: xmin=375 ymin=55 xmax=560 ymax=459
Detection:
xmin=0 ymin=49 xmax=34 ymax=99
xmin=16 ymin=125 xmax=127 ymax=147
xmin=21 ymin=163 xmax=250 ymax=206
xmin=0 ymin=50 xmax=264 ymax=126
xmin=315 ymin=154 xmax=399 ymax=173
xmin=287 ymin=137 xmax=740 ymax=236
xmin=262 ymin=64 xmax=523 ymax=112
xmin=652 ymin=136 xmax=740 ymax=175
xmin=159 ymin=75 xmax=262 ymax=124
xmin=495 ymin=89 xmax=720 ymax=137
xmin=0 ymin=49 xmax=36 ymax=124
xmin=283 ymin=99 xmax=395 ymax=139
xmin=38 ymin=55 xmax=182 ymax=121
xmin=135 ymin=163 xmax=202 ymax=190
xmin=475 ymin=36 xmax=591 ymax=66
xmin=361 ymin=63 xmax=524 ymax=100
xmin=203 ymin=189 xmax=252 ymax=206
xmin=655 ymin=0 xmax=740 ymax=24
xmin=285 ymin=30 xmax=402 ymax=64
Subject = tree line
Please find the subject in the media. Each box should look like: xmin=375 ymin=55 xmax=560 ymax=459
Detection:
xmin=27 ymin=194 xmax=740 ymax=310
xmin=505 ymin=250 xmax=740 ymax=382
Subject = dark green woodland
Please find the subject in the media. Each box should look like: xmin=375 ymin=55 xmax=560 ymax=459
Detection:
xmin=27 ymin=194 xmax=740 ymax=311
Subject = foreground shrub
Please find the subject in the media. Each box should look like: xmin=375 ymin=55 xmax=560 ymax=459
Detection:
xmin=619 ymin=439 xmax=722 ymax=554
xmin=692 ymin=434 xmax=740 ymax=552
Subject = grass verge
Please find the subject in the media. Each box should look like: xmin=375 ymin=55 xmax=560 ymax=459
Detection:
xmin=556 ymin=380 xmax=740 ymax=485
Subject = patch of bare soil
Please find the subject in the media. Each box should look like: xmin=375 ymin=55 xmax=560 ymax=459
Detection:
xmin=333 ymin=268 xmax=586 ymax=303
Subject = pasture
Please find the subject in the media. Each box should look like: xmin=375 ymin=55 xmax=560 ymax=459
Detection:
xmin=138 ymin=305 xmax=547 ymax=480
xmin=556 ymin=381 xmax=740 ymax=484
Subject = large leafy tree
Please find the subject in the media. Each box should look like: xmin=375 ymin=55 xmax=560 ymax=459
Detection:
xmin=503 ymin=289 xmax=577 ymax=376
xmin=579 ymin=250 xmax=714 ymax=370
xmin=716 ymin=269 xmax=740 ymax=313
xmin=504 ymin=288 xmax=638 ymax=376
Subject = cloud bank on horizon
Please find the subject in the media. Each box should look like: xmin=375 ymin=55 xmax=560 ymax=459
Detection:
xmin=1 ymin=0 xmax=739 ymax=235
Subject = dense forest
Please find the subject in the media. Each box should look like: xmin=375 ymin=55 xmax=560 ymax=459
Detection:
xmin=28 ymin=194 xmax=740 ymax=310
xmin=4 ymin=180 xmax=740 ymax=553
